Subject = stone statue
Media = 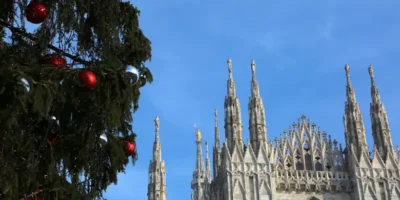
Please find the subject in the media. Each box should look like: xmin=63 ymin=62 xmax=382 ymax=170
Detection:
xmin=195 ymin=128 xmax=202 ymax=142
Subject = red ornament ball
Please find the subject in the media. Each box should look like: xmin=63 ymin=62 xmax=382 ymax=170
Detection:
xmin=123 ymin=141 xmax=136 ymax=156
xmin=79 ymin=70 xmax=97 ymax=89
xmin=25 ymin=1 xmax=48 ymax=24
xmin=42 ymin=53 xmax=67 ymax=68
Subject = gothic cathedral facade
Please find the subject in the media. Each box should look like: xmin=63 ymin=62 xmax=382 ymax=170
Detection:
xmin=148 ymin=59 xmax=400 ymax=200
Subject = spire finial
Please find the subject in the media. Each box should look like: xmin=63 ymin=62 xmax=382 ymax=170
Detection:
xmin=155 ymin=116 xmax=160 ymax=137
xmin=227 ymin=58 xmax=232 ymax=73
xmin=344 ymin=64 xmax=351 ymax=84
xmin=251 ymin=59 xmax=256 ymax=75
xmin=345 ymin=64 xmax=350 ymax=75
xmin=368 ymin=65 xmax=374 ymax=78
xmin=205 ymin=141 xmax=209 ymax=156
xmin=195 ymin=126 xmax=202 ymax=143
xmin=214 ymin=108 xmax=218 ymax=118
xmin=368 ymin=65 xmax=376 ymax=87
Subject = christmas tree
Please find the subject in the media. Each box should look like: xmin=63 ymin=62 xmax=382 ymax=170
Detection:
xmin=0 ymin=0 xmax=152 ymax=199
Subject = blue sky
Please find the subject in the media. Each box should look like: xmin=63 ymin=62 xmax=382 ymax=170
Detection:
xmin=101 ymin=0 xmax=400 ymax=199
xmin=16 ymin=0 xmax=400 ymax=199
xmin=21 ymin=0 xmax=400 ymax=199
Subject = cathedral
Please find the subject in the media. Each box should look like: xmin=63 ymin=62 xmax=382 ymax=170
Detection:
xmin=147 ymin=59 xmax=400 ymax=200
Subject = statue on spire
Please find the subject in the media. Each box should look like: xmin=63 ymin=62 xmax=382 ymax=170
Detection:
xmin=155 ymin=116 xmax=160 ymax=134
xmin=344 ymin=64 xmax=351 ymax=82
xmin=205 ymin=141 xmax=209 ymax=155
xmin=251 ymin=59 xmax=256 ymax=75
xmin=227 ymin=58 xmax=232 ymax=73
xmin=368 ymin=65 xmax=374 ymax=77
xmin=195 ymin=124 xmax=202 ymax=142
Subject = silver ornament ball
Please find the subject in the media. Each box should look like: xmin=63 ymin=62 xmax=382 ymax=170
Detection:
xmin=20 ymin=78 xmax=30 ymax=92
xmin=124 ymin=66 xmax=140 ymax=85
xmin=100 ymin=133 xmax=108 ymax=143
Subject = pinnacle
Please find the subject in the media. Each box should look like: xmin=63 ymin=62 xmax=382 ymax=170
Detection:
xmin=155 ymin=116 xmax=160 ymax=132
xmin=368 ymin=65 xmax=374 ymax=77
xmin=344 ymin=64 xmax=350 ymax=75
xmin=251 ymin=59 xmax=256 ymax=74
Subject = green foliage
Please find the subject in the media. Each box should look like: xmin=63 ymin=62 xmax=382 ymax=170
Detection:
xmin=0 ymin=0 xmax=152 ymax=199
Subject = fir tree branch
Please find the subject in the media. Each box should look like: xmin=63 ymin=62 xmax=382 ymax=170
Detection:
xmin=0 ymin=20 xmax=91 ymax=65
xmin=20 ymin=188 xmax=43 ymax=200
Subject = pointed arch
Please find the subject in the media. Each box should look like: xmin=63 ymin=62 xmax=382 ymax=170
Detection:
xmin=364 ymin=184 xmax=378 ymax=200
xmin=314 ymin=149 xmax=323 ymax=171
xmin=285 ymin=156 xmax=292 ymax=168
xmin=276 ymin=163 xmax=283 ymax=170
xmin=294 ymin=147 xmax=304 ymax=170
xmin=313 ymin=138 xmax=319 ymax=149
xmin=296 ymin=160 xmax=304 ymax=170
xmin=308 ymin=197 xmax=319 ymax=200
xmin=301 ymin=140 xmax=312 ymax=170
xmin=305 ymin=153 xmax=313 ymax=170
xmin=391 ymin=185 xmax=400 ymax=199
xmin=259 ymin=179 xmax=271 ymax=194
xmin=294 ymin=140 xmax=300 ymax=148
xmin=233 ymin=180 xmax=245 ymax=200
xmin=303 ymin=141 xmax=311 ymax=152
xmin=334 ymin=155 xmax=342 ymax=170
xmin=303 ymin=133 xmax=310 ymax=143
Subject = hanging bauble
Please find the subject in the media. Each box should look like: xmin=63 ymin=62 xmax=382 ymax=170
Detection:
xmin=124 ymin=66 xmax=140 ymax=85
xmin=25 ymin=1 xmax=48 ymax=24
xmin=42 ymin=53 xmax=67 ymax=68
xmin=139 ymin=75 xmax=146 ymax=87
xmin=20 ymin=78 xmax=30 ymax=92
xmin=123 ymin=141 xmax=136 ymax=156
xmin=100 ymin=133 xmax=108 ymax=143
xmin=79 ymin=70 xmax=97 ymax=89
xmin=49 ymin=115 xmax=59 ymax=125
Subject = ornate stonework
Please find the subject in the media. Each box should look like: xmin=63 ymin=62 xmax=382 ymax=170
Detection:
xmin=148 ymin=59 xmax=400 ymax=200
xmin=148 ymin=116 xmax=167 ymax=200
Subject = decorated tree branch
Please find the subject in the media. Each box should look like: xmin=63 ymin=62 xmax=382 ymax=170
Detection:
xmin=0 ymin=0 xmax=152 ymax=199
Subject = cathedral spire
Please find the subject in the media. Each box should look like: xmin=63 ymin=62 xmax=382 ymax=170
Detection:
xmin=148 ymin=116 xmax=166 ymax=200
xmin=214 ymin=109 xmax=220 ymax=150
xmin=195 ymin=128 xmax=205 ymax=172
xmin=250 ymin=59 xmax=260 ymax=98
xmin=368 ymin=65 xmax=395 ymax=160
xmin=345 ymin=64 xmax=356 ymax=103
xmin=227 ymin=58 xmax=236 ymax=96
xmin=213 ymin=109 xmax=222 ymax=179
xmin=248 ymin=59 xmax=268 ymax=154
xmin=205 ymin=141 xmax=211 ymax=183
xmin=153 ymin=116 xmax=161 ymax=161
xmin=191 ymin=128 xmax=206 ymax=200
xmin=343 ymin=65 xmax=368 ymax=158
xmin=224 ymin=58 xmax=244 ymax=153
